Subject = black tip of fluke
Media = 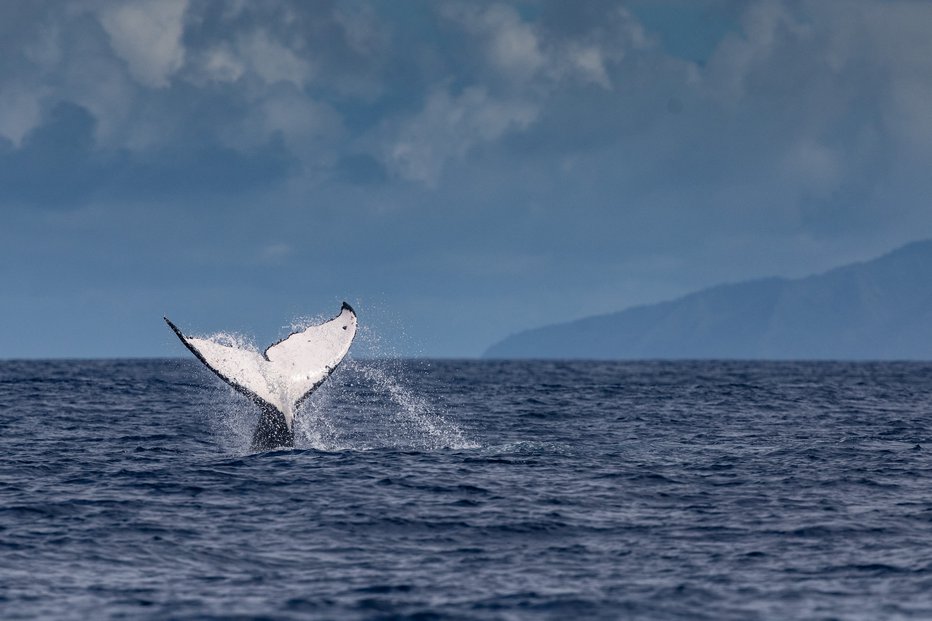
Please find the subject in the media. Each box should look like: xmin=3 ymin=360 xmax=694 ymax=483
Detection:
xmin=341 ymin=301 xmax=356 ymax=315
xmin=163 ymin=317 xmax=185 ymax=339
xmin=913 ymin=444 xmax=922 ymax=451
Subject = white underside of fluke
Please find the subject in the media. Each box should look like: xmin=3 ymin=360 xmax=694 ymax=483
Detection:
xmin=166 ymin=304 xmax=357 ymax=429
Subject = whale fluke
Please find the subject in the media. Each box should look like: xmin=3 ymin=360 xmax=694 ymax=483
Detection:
xmin=165 ymin=303 xmax=357 ymax=450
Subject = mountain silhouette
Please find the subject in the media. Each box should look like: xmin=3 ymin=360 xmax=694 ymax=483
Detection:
xmin=485 ymin=240 xmax=932 ymax=359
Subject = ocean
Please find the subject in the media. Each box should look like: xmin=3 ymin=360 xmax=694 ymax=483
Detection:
xmin=2 ymin=359 xmax=932 ymax=620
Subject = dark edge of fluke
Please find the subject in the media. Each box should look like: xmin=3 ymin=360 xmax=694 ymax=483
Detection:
xmin=163 ymin=316 xmax=275 ymax=412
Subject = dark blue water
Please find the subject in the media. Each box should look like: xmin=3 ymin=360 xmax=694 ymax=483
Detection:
xmin=3 ymin=359 xmax=932 ymax=620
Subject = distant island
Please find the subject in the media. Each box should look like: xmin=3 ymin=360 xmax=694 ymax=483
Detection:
xmin=484 ymin=240 xmax=932 ymax=360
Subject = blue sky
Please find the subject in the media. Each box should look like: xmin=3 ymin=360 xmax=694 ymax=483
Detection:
xmin=3 ymin=0 xmax=932 ymax=358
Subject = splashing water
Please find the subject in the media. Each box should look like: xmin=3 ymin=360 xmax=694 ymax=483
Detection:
xmin=293 ymin=358 xmax=477 ymax=451
xmin=197 ymin=350 xmax=476 ymax=452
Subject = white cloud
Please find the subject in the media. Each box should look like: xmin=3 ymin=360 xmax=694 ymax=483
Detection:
xmin=238 ymin=29 xmax=313 ymax=88
xmin=445 ymin=3 xmax=544 ymax=80
xmin=258 ymin=90 xmax=343 ymax=156
xmin=783 ymin=140 xmax=844 ymax=196
xmin=563 ymin=45 xmax=611 ymax=88
xmin=0 ymin=86 xmax=44 ymax=145
xmin=333 ymin=5 xmax=390 ymax=58
xmin=201 ymin=46 xmax=245 ymax=83
xmin=485 ymin=6 xmax=545 ymax=78
xmin=387 ymin=86 xmax=537 ymax=185
xmin=702 ymin=1 xmax=808 ymax=102
xmin=699 ymin=0 xmax=932 ymax=157
xmin=542 ymin=7 xmax=651 ymax=89
xmin=99 ymin=0 xmax=188 ymax=88
xmin=443 ymin=3 xmax=654 ymax=92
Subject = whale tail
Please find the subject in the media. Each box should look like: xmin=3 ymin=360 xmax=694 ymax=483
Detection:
xmin=165 ymin=302 xmax=357 ymax=450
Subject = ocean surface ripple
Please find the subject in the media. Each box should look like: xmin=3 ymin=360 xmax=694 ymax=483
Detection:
xmin=2 ymin=359 xmax=932 ymax=620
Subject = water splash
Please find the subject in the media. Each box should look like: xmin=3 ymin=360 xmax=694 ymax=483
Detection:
xmin=199 ymin=354 xmax=476 ymax=453
xmin=293 ymin=358 xmax=477 ymax=451
xmin=205 ymin=383 xmax=262 ymax=453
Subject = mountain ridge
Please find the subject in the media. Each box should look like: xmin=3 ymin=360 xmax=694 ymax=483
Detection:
xmin=484 ymin=240 xmax=932 ymax=360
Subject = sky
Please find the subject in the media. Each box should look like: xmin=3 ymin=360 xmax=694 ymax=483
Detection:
xmin=3 ymin=0 xmax=932 ymax=358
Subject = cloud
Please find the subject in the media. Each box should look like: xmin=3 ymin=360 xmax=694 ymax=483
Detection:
xmin=0 ymin=85 xmax=44 ymax=146
xmin=386 ymin=86 xmax=537 ymax=185
xmin=441 ymin=1 xmax=651 ymax=91
xmin=236 ymin=28 xmax=313 ymax=88
xmin=3 ymin=0 xmax=931 ymax=206
xmin=198 ymin=45 xmax=245 ymax=83
xmin=563 ymin=44 xmax=611 ymax=88
xmin=782 ymin=139 xmax=844 ymax=197
xmin=99 ymin=0 xmax=188 ymax=88
xmin=0 ymin=1 xmax=676 ymax=195
xmin=445 ymin=3 xmax=545 ymax=80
